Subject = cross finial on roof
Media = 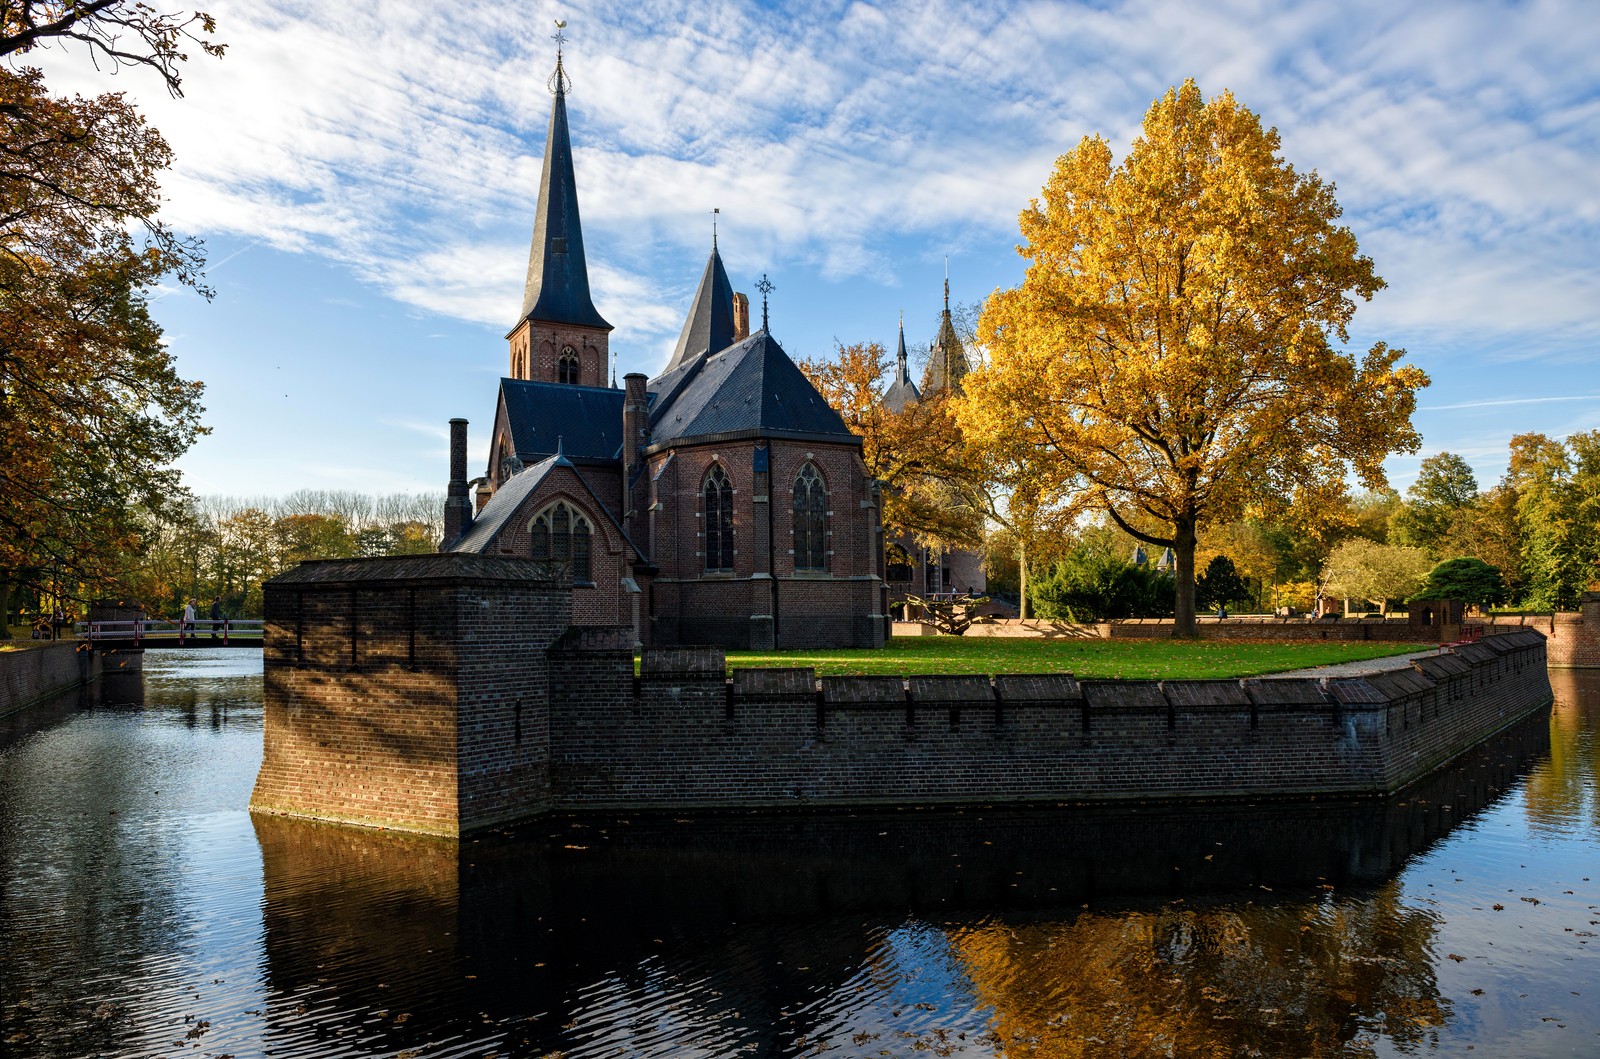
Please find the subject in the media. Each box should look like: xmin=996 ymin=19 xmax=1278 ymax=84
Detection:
xmin=549 ymin=20 xmax=571 ymax=95
xmin=756 ymin=273 xmax=774 ymax=331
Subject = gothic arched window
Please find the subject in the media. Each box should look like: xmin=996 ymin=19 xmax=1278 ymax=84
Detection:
xmin=558 ymin=346 xmax=580 ymax=385
xmin=792 ymin=463 xmax=827 ymax=570
xmin=530 ymin=501 xmax=592 ymax=582
xmin=703 ymin=465 xmax=734 ymax=572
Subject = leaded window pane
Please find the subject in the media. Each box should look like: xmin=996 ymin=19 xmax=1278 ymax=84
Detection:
xmin=792 ymin=463 xmax=826 ymax=570
xmin=704 ymin=466 xmax=734 ymax=572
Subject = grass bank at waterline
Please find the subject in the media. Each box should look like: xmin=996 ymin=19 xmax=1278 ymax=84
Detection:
xmin=724 ymin=636 xmax=1423 ymax=678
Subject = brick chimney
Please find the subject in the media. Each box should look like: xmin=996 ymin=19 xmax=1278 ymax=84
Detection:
xmin=732 ymin=292 xmax=750 ymax=342
xmin=444 ymin=417 xmax=472 ymax=546
xmin=621 ymin=373 xmax=649 ymax=529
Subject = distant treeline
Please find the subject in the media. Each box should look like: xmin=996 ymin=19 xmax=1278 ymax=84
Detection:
xmin=118 ymin=491 xmax=445 ymax=620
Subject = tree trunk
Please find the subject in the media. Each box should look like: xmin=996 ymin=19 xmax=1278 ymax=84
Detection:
xmin=1171 ymin=519 xmax=1199 ymax=638
xmin=1018 ymin=536 xmax=1028 ymax=620
xmin=0 ymin=577 xmax=9 ymax=638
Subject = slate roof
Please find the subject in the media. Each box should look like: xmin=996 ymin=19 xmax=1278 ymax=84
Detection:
xmin=514 ymin=58 xmax=612 ymax=334
xmin=448 ymin=447 xmax=643 ymax=560
xmin=647 ymin=329 xmax=855 ymax=447
xmin=663 ymin=246 xmax=736 ymax=373
xmin=448 ymin=452 xmax=566 ymax=554
xmin=498 ymin=378 xmax=626 ymax=463
xmin=882 ymin=317 xmax=921 ymax=413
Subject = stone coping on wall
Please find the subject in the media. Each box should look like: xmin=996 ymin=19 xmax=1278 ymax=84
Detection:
xmin=617 ymin=627 xmax=1550 ymax=715
xmin=267 ymin=553 xmax=566 ymax=587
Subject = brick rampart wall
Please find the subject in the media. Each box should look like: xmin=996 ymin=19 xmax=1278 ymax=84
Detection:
xmin=255 ymin=558 xmax=1553 ymax=835
xmin=250 ymin=555 xmax=571 ymax=836
xmin=546 ymin=629 xmax=1550 ymax=813
xmin=1473 ymin=594 xmax=1600 ymax=667
xmin=0 ymin=641 xmax=101 ymax=717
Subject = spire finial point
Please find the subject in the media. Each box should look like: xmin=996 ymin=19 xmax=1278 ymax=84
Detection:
xmin=712 ymin=207 xmax=719 ymax=250
xmin=549 ymin=20 xmax=571 ymax=95
xmin=756 ymin=273 xmax=774 ymax=331
xmin=943 ymin=256 xmax=950 ymax=312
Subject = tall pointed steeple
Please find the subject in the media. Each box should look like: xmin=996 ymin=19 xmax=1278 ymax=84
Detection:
xmin=922 ymin=261 xmax=970 ymax=397
xmin=882 ymin=310 xmax=921 ymax=413
xmin=516 ymin=48 xmax=611 ymax=333
xmin=663 ymin=243 xmax=736 ymax=372
xmin=896 ymin=312 xmax=911 ymax=384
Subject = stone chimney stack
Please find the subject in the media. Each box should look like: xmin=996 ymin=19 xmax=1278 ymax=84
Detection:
xmin=732 ymin=292 xmax=750 ymax=342
xmin=445 ymin=417 xmax=472 ymax=546
xmin=621 ymin=373 xmax=649 ymax=527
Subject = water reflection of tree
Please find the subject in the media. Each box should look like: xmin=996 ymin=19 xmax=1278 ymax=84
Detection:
xmin=1523 ymin=670 xmax=1599 ymax=833
xmin=949 ymin=884 xmax=1447 ymax=1057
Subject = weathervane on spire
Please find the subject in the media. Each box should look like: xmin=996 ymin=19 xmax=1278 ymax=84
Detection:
xmin=756 ymin=273 xmax=775 ymax=331
xmin=712 ymin=207 xmax=719 ymax=249
xmin=944 ymin=255 xmax=950 ymax=311
xmin=548 ymin=19 xmax=571 ymax=95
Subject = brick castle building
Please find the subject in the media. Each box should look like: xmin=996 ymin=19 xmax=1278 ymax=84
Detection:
xmin=442 ymin=54 xmax=886 ymax=650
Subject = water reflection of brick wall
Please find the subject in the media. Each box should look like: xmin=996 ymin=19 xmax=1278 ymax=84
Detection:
xmin=254 ymin=556 xmax=1554 ymax=835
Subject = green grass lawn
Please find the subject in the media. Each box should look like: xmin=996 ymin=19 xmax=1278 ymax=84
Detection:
xmin=722 ymin=636 xmax=1424 ymax=679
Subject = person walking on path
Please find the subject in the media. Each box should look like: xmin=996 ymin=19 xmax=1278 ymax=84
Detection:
xmin=209 ymin=598 xmax=222 ymax=640
xmin=182 ymin=599 xmax=196 ymax=639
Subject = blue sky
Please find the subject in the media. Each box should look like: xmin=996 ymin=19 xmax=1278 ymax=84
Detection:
xmin=31 ymin=0 xmax=1600 ymax=498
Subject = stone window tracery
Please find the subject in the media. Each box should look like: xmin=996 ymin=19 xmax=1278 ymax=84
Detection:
xmin=792 ymin=463 xmax=827 ymax=571
xmin=558 ymin=346 xmax=581 ymax=385
xmin=529 ymin=501 xmax=592 ymax=582
xmin=703 ymin=465 xmax=734 ymax=573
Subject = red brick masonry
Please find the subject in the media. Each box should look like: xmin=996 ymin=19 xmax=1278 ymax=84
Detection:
xmin=251 ymin=556 xmax=1555 ymax=836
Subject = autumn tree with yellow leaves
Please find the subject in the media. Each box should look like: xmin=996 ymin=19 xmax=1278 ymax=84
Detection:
xmin=799 ymin=341 xmax=985 ymax=549
xmin=966 ymin=80 xmax=1428 ymax=636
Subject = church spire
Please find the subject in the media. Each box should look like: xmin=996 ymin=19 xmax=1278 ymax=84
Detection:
xmin=516 ymin=35 xmax=611 ymax=333
xmin=896 ymin=311 xmax=910 ymax=384
xmin=922 ymin=262 xmax=970 ymax=397
xmin=664 ymin=240 xmax=736 ymax=372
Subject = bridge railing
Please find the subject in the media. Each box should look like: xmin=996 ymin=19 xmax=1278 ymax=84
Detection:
xmin=77 ymin=619 xmax=265 ymax=647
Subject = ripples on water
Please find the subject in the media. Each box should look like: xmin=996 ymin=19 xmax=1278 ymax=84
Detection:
xmin=0 ymin=652 xmax=1595 ymax=1057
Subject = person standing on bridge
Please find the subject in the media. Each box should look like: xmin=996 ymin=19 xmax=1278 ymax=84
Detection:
xmin=182 ymin=598 xmax=196 ymax=639
xmin=209 ymin=597 xmax=222 ymax=640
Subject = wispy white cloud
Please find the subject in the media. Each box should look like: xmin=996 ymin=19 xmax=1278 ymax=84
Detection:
xmin=26 ymin=0 xmax=1600 ymax=364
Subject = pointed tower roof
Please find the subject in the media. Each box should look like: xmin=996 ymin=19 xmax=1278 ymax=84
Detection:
xmin=515 ymin=52 xmax=612 ymax=334
xmin=921 ymin=271 xmax=971 ymax=397
xmin=649 ymin=329 xmax=854 ymax=446
xmin=882 ymin=312 xmax=921 ymax=413
xmin=664 ymin=244 xmax=736 ymax=372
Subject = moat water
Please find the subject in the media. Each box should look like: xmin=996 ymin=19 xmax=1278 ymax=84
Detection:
xmin=0 ymin=652 xmax=1595 ymax=1058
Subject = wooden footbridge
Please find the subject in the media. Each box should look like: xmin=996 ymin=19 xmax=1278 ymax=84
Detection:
xmin=78 ymin=619 xmax=264 ymax=649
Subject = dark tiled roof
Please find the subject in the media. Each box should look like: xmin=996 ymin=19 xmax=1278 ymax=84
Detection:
xmin=516 ymin=65 xmax=612 ymax=333
xmin=448 ymin=453 xmax=563 ymax=554
xmin=882 ymin=317 xmax=921 ymax=412
xmin=267 ymin=553 xmax=562 ymax=585
xmin=648 ymin=329 xmax=855 ymax=446
xmin=663 ymin=246 xmax=736 ymax=372
xmin=448 ymin=448 xmax=649 ymax=563
xmin=499 ymin=379 xmax=626 ymax=462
